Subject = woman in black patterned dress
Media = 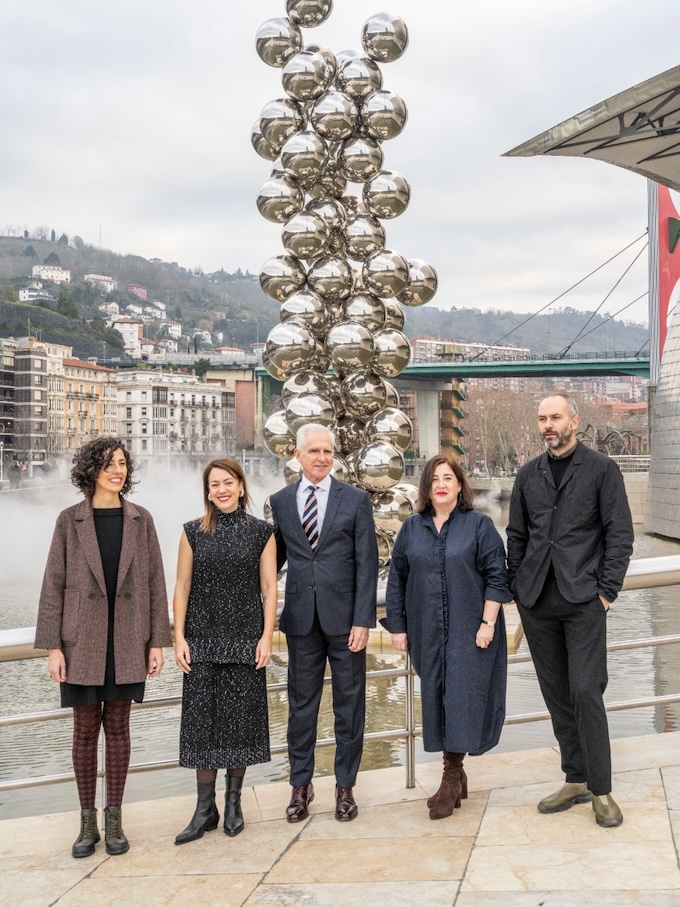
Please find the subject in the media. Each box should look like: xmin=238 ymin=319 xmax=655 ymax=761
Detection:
xmin=173 ymin=457 xmax=277 ymax=843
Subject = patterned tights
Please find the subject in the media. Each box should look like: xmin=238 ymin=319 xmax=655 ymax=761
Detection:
xmin=72 ymin=700 xmax=132 ymax=809
xmin=196 ymin=767 xmax=245 ymax=784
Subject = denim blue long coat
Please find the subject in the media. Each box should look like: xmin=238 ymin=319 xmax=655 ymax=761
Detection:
xmin=383 ymin=508 xmax=512 ymax=755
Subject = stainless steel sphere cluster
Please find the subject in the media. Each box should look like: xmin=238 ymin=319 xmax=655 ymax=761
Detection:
xmin=255 ymin=2 xmax=437 ymax=563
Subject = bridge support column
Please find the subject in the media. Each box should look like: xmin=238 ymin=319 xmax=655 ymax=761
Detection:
xmin=415 ymin=388 xmax=441 ymax=459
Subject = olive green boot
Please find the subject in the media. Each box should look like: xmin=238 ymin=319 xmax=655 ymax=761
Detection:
xmin=72 ymin=808 xmax=100 ymax=858
xmin=104 ymin=806 xmax=130 ymax=855
xmin=592 ymin=793 xmax=623 ymax=827
xmin=537 ymin=782 xmax=592 ymax=814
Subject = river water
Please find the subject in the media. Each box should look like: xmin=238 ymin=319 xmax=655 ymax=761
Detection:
xmin=1 ymin=472 xmax=679 ymax=821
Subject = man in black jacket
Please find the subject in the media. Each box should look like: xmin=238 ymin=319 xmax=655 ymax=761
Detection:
xmin=507 ymin=393 xmax=633 ymax=827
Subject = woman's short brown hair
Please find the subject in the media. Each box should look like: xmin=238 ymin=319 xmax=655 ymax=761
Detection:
xmin=199 ymin=458 xmax=252 ymax=533
xmin=71 ymin=437 xmax=134 ymax=499
xmin=416 ymin=451 xmax=474 ymax=514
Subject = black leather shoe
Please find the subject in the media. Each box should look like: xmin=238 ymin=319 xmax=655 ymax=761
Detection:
xmin=286 ymin=783 xmax=314 ymax=822
xmin=335 ymin=786 xmax=358 ymax=822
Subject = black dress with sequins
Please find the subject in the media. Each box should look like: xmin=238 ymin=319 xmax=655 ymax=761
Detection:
xmin=179 ymin=509 xmax=273 ymax=769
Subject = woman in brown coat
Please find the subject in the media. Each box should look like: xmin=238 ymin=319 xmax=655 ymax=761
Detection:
xmin=35 ymin=437 xmax=172 ymax=859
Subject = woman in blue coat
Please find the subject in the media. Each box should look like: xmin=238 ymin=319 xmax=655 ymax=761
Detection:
xmin=383 ymin=452 xmax=512 ymax=820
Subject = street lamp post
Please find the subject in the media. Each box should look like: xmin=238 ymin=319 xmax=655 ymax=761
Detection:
xmin=0 ymin=440 xmax=4 ymax=485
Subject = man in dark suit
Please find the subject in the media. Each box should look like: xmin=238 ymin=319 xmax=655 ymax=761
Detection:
xmin=270 ymin=423 xmax=378 ymax=822
xmin=507 ymin=394 xmax=633 ymax=828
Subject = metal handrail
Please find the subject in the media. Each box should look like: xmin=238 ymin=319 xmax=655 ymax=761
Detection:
xmin=2 ymin=555 xmax=679 ymax=795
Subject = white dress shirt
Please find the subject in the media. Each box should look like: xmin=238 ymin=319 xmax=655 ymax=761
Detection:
xmin=296 ymin=474 xmax=332 ymax=538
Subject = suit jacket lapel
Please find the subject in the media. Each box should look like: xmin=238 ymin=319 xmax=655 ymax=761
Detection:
xmin=538 ymin=451 xmax=556 ymax=489
xmin=284 ymin=480 xmax=311 ymax=549
xmin=316 ymin=478 xmax=342 ymax=551
xmin=556 ymin=441 xmax=583 ymax=491
xmin=74 ymin=500 xmax=107 ymax=596
xmin=116 ymin=500 xmax=140 ymax=593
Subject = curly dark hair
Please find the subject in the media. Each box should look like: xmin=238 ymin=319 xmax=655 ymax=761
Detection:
xmin=71 ymin=437 xmax=135 ymax=499
xmin=416 ymin=451 xmax=474 ymax=514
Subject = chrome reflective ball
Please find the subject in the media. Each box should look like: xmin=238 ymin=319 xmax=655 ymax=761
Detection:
xmin=307 ymin=255 xmax=354 ymax=301
xmin=335 ymin=414 xmax=366 ymax=455
xmin=366 ymin=406 xmax=412 ymax=452
xmin=372 ymin=488 xmax=413 ymax=533
xmin=363 ymin=170 xmax=411 ymax=219
xmin=361 ymin=89 xmax=408 ymax=141
xmin=383 ymin=299 xmax=405 ymax=330
xmin=340 ymin=370 xmax=386 ymax=418
xmin=371 ymin=328 xmax=411 ymax=378
xmin=256 ymin=17 xmax=303 ymax=68
xmin=286 ymin=0 xmax=333 ymax=28
xmin=341 ymin=292 xmax=386 ymax=331
xmin=285 ymin=392 xmax=336 ymax=434
xmin=361 ymin=13 xmax=409 ymax=63
xmin=263 ymin=410 xmax=296 ymax=459
xmin=325 ymin=373 xmax=345 ymax=417
xmin=264 ymin=322 xmax=316 ymax=375
xmin=326 ymin=321 xmax=375 ymax=373
xmin=282 ymin=50 xmax=333 ymax=102
xmin=280 ymin=130 xmax=328 ymax=184
xmin=375 ymin=527 xmax=393 ymax=568
xmin=280 ymin=288 xmax=331 ymax=337
xmin=332 ymin=455 xmax=350 ymax=483
xmin=305 ymin=196 xmax=347 ymax=233
xmin=281 ymin=370 xmax=331 ymax=405
xmin=336 ymin=56 xmax=383 ymax=101
xmin=325 ymin=299 xmax=344 ymax=326
xmin=259 ymin=254 xmax=306 ymax=302
xmin=395 ymin=482 xmax=418 ymax=506
xmin=310 ymin=90 xmax=359 ymax=141
xmin=339 ymin=194 xmax=368 ymax=216
xmin=336 ymin=48 xmax=363 ymax=68
xmin=305 ymin=43 xmax=337 ymax=79
xmin=308 ymin=339 xmax=331 ymax=373
xmin=343 ymin=213 xmax=386 ymax=261
xmin=338 ymin=135 xmax=384 ymax=183
xmin=261 ymin=346 xmax=290 ymax=381
xmin=283 ymin=458 xmax=303 ymax=485
xmin=281 ymin=211 xmax=330 ymax=260
xmin=398 ymin=259 xmax=439 ymax=307
xmin=263 ymin=495 xmax=274 ymax=522
xmin=251 ymin=120 xmax=279 ymax=161
xmin=362 ymin=248 xmax=409 ymax=298
xmin=306 ymin=160 xmax=348 ymax=199
xmin=354 ymin=440 xmax=404 ymax=491
xmin=260 ymin=97 xmax=305 ymax=150
xmin=256 ymin=175 xmax=304 ymax=224
xmin=383 ymin=379 xmax=400 ymax=408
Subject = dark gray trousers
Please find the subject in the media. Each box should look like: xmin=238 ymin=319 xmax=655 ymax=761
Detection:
xmin=518 ymin=574 xmax=611 ymax=796
xmin=286 ymin=612 xmax=366 ymax=789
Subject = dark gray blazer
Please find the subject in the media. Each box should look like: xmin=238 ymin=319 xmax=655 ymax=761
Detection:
xmin=506 ymin=442 xmax=634 ymax=608
xmin=270 ymin=477 xmax=378 ymax=636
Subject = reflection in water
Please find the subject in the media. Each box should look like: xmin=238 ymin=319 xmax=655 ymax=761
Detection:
xmin=1 ymin=472 xmax=680 ymax=820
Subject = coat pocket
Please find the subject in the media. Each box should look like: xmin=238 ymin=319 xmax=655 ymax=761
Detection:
xmin=61 ymin=589 xmax=80 ymax=645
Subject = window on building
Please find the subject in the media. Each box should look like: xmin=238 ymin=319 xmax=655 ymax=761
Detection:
xmin=126 ymin=423 xmax=132 ymax=435
xmin=126 ymin=407 xmax=132 ymax=419
xmin=141 ymin=423 xmax=147 ymax=434
xmin=141 ymin=439 xmax=147 ymax=451
xmin=141 ymin=407 xmax=147 ymax=416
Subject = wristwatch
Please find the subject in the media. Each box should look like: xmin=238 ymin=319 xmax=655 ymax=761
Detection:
xmin=481 ymin=619 xmax=495 ymax=627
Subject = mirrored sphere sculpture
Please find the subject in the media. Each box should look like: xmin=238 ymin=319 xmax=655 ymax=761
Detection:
xmin=260 ymin=97 xmax=305 ymax=149
xmin=331 ymin=455 xmax=350 ymax=483
xmin=395 ymin=482 xmax=419 ymax=506
xmin=398 ymin=258 xmax=438 ymax=307
xmin=280 ymin=130 xmax=328 ymax=184
xmin=335 ymin=414 xmax=366 ymax=455
xmin=371 ymin=327 xmax=411 ymax=377
xmin=307 ymin=255 xmax=354 ymax=301
xmin=281 ymin=369 xmax=331 ymax=405
xmin=305 ymin=43 xmax=337 ymax=78
xmin=361 ymin=12 xmax=409 ymax=63
xmin=383 ymin=378 xmax=400 ymax=408
xmin=259 ymin=254 xmax=306 ymax=301
xmin=361 ymin=90 xmax=408 ymax=141
xmin=306 ymin=160 xmax=348 ymax=199
xmin=251 ymin=120 xmax=279 ymax=160
xmin=310 ymin=90 xmax=358 ymax=141
xmin=326 ymin=321 xmax=375 ymax=373
xmin=340 ymin=370 xmax=386 ymax=418
xmin=372 ymin=488 xmax=413 ymax=532
xmin=355 ymin=440 xmax=404 ymax=491
xmin=285 ymin=392 xmax=336 ymax=434
xmin=281 ymin=211 xmax=330 ymax=260
xmin=264 ymin=321 xmax=316 ymax=375
xmin=363 ymin=169 xmax=411 ymax=219
xmin=286 ymin=0 xmax=333 ymax=28
xmin=382 ymin=299 xmax=405 ymax=330
xmin=343 ymin=213 xmax=386 ymax=261
xmin=362 ymin=248 xmax=409 ymax=298
xmin=283 ymin=457 xmax=303 ymax=484
xmin=366 ymin=406 xmax=412 ymax=451
xmin=338 ymin=135 xmax=384 ymax=183
xmin=336 ymin=55 xmax=383 ymax=100
xmin=280 ymin=288 xmax=331 ymax=337
xmin=256 ymin=17 xmax=303 ymax=68
xmin=341 ymin=292 xmax=386 ymax=331
xmin=263 ymin=410 xmax=296 ymax=458
xmin=305 ymin=196 xmax=346 ymax=233
xmin=307 ymin=339 xmax=331 ymax=373
xmin=257 ymin=175 xmax=304 ymax=223
xmin=282 ymin=50 xmax=333 ymax=102
xmin=375 ymin=527 xmax=394 ymax=568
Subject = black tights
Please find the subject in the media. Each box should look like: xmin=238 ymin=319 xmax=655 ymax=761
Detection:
xmin=197 ymin=767 xmax=245 ymax=785
xmin=72 ymin=700 xmax=131 ymax=809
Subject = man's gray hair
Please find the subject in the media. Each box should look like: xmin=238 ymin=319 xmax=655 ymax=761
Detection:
xmin=296 ymin=423 xmax=335 ymax=450
xmin=541 ymin=393 xmax=579 ymax=418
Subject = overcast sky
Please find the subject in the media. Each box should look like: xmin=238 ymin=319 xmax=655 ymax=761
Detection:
xmin=3 ymin=0 xmax=680 ymax=328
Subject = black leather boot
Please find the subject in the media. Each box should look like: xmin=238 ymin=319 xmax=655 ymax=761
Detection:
xmin=175 ymin=780 xmax=219 ymax=845
xmin=224 ymin=774 xmax=244 ymax=837
xmin=104 ymin=806 xmax=129 ymax=855
xmin=72 ymin=808 xmax=100 ymax=858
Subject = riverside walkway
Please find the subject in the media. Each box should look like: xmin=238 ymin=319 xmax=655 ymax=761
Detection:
xmin=2 ymin=731 xmax=680 ymax=906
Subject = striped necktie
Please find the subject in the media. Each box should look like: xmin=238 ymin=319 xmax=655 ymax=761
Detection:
xmin=302 ymin=485 xmax=319 ymax=549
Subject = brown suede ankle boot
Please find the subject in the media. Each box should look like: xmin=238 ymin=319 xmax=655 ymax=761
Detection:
xmin=427 ymin=752 xmax=468 ymax=808
xmin=429 ymin=752 xmax=466 ymax=820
